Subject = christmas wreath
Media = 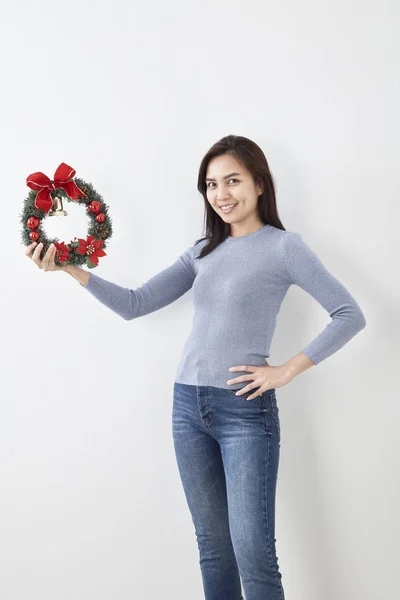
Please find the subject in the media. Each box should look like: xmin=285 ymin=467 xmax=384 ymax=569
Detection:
xmin=20 ymin=162 xmax=112 ymax=268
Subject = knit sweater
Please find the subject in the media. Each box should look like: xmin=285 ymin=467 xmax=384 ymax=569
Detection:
xmin=80 ymin=224 xmax=366 ymax=389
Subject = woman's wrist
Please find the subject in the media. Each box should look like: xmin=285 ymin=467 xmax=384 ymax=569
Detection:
xmin=283 ymin=352 xmax=315 ymax=380
xmin=63 ymin=264 xmax=91 ymax=286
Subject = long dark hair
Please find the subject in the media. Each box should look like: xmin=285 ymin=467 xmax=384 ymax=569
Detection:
xmin=194 ymin=134 xmax=286 ymax=258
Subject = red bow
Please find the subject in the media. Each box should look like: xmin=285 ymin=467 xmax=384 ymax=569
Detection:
xmin=26 ymin=162 xmax=87 ymax=213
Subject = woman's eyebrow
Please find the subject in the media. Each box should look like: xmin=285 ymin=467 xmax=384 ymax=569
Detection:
xmin=205 ymin=172 xmax=242 ymax=182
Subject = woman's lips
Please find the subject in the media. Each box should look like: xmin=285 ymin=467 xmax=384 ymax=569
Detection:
xmin=220 ymin=203 xmax=238 ymax=214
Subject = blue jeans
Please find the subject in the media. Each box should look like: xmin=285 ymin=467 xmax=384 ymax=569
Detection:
xmin=172 ymin=382 xmax=285 ymax=600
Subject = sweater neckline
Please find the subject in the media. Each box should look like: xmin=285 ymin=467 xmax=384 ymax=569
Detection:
xmin=225 ymin=224 xmax=271 ymax=243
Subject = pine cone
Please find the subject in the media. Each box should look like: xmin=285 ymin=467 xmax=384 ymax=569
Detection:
xmin=94 ymin=223 xmax=110 ymax=238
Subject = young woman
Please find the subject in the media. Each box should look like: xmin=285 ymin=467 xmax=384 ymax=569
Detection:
xmin=26 ymin=134 xmax=366 ymax=600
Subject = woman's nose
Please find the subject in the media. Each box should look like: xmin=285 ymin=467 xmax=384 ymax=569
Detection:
xmin=216 ymin=186 xmax=230 ymax=201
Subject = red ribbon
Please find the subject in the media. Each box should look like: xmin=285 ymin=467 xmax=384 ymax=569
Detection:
xmin=26 ymin=162 xmax=87 ymax=213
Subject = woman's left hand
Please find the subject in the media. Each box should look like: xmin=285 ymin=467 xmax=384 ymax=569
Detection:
xmin=226 ymin=360 xmax=293 ymax=400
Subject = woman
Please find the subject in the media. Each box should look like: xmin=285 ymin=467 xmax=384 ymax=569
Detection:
xmin=26 ymin=134 xmax=366 ymax=600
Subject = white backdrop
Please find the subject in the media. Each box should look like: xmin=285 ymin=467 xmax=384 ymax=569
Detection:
xmin=1 ymin=1 xmax=398 ymax=599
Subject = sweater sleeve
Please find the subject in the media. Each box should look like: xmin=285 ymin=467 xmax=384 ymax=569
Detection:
xmin=281 ymin=232 xmax=366 ymax=365
xmin=79 ymin=244 xmax=197 ymax=320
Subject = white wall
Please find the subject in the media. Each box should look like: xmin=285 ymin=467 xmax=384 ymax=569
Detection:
xmin=1 ymin=1 xmax=398 ymax=599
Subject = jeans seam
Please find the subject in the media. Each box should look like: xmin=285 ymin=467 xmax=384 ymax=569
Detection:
xmin=263 ymin=421 xmax=285 ymax=598
xmin=269 ymin=394 xmax=281 ymax=441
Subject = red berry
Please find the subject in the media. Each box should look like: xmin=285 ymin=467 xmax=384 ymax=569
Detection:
xmin=88 ymin=201 xmax=101 ymax=214
xmin=27 ymin=216 xmax=40 ymax=229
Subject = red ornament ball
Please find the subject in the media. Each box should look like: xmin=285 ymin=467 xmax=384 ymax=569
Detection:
xmin=88 ymin=201 xmax=101 ymax=214
xmin=29 ymin=231 xmax=40 ymax=241
xmin=27 ymin=216 xmax=40 ymax=229
xmin=96 ymin=213 xmax=105 ymax=223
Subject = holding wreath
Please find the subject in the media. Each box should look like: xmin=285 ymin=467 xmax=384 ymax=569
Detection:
xmin=20 ymin=162 xmax=112 ymax=269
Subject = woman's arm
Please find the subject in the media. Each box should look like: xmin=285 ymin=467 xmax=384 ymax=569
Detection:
xmin=64 ymin=265 xmax=90 ymax=286
xmin=65 ymin=244 xmax=198 ymax=320
xmin=281 ymin=232 xmax=366 ymax=366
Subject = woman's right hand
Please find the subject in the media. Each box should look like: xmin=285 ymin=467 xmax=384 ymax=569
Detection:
xmin=25 ymin=241 xmax=65 ymax=272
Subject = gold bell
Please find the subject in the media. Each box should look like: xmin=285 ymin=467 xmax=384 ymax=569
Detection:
xmin=48 ymin=194 xmax=68 ymax=217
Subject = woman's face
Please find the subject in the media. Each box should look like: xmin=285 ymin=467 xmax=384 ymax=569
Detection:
xmin=205 ymin=154 xmax=263 ymax=230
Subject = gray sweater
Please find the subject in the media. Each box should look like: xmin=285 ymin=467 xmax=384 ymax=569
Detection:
xmin=80 ymin=224 xmax=366 ymax=389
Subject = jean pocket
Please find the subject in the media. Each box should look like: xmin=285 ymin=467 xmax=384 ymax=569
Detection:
xmin=258 ymin=390 xmax=280 ymax=439
xmin=269 ymin=389 xmax=278 ymax=408
xmin=227 ymin=387 xmax=262 ymax=401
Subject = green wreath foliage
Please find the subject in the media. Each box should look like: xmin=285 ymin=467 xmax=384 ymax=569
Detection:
xmin=20 ymin=177 xmax=113 ymax=269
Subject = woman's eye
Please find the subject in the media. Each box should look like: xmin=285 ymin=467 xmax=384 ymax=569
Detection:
xmin=207 ymin=179 xmax=238 ymax=188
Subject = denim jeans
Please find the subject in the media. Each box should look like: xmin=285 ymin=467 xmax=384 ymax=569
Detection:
xmin=172 ymin=382 xmax=285 ymax=600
